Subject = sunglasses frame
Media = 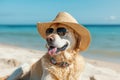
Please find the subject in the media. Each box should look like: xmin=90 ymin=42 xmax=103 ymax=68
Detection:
xmin=46 ymin=27 xmax=67 ymax=36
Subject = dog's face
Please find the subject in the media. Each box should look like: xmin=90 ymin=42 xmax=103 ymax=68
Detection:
xmin=45 ymin=23 xmax=80 ymax=56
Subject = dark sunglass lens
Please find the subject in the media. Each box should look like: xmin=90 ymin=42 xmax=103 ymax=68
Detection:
xmin=57 ymin=28 xmax=67 ymax=36
xmin=46 ymin=28 xmax=54 ymax=35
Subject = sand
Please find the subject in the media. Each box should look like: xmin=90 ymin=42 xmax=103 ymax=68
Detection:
xmin=0 ymin=44 xmax=120 ymax=80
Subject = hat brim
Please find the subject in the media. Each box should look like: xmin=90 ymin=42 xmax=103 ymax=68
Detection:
xmin=37 ymin=22 xmax=91 ymax=51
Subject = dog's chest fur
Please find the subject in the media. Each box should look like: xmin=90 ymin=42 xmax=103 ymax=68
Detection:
xmin=41 ymin=51 xmax=85 ymax=80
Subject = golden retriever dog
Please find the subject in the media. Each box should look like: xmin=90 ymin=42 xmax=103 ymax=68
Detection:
xmin=5 ymin=12 xmax=90 ymax=80
xmin=29 ymin=24 xmax=86 ymax=80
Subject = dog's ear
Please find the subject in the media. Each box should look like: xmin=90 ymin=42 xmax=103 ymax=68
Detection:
xmin=74 ymin=32 xmax=81 ymax=52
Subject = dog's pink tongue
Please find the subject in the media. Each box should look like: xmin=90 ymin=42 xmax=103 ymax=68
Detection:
xmin=48 ymin=48 xmax=57 ymax=56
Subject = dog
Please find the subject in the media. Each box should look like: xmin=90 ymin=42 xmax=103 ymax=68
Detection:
xmin=28 ymin=23 xmax=85 ymax=80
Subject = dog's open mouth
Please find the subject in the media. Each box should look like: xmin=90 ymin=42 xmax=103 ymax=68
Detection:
xmin=48 ymin=42 xmax=68 ymax=56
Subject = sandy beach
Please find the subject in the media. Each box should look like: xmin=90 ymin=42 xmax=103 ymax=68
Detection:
xmin=0 ymin=44 xmax=120 ymax=80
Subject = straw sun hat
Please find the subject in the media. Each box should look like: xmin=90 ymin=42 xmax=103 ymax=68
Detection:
xmin=37 ymin=12 xmax=91 ymax=51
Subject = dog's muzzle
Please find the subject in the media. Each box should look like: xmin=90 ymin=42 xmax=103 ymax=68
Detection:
xmin=47 ymin=42 xmax=68 ymax=56
xmin=46 ymin=35 xmax=69 ymax=56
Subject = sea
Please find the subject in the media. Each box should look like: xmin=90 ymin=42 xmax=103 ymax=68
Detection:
xmin=0 ymin=25 xmax=120 ymax=63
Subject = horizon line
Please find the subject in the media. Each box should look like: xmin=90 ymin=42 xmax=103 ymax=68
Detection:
xmin=0 ymin=24 xmax=120 ymax=26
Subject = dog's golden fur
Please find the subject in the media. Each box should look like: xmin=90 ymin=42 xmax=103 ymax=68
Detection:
xmin=29 ymin=51 xmax=84 ymax=80
xmin=26 ymin=24 xmax=85 ymax=80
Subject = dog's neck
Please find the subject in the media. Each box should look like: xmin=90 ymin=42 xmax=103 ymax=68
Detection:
xmin=49 ymin=57 xmax=70 ymax=67
xmin=47 ymin=50 xmax=77 ymax=68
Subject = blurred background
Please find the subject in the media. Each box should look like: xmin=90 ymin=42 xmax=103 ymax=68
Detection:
xmin=0 ymin=0 xmax=120 ymax=63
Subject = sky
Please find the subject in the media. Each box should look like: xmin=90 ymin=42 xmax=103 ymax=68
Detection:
xmin=0 ymin=0 xmax=120 ymax=24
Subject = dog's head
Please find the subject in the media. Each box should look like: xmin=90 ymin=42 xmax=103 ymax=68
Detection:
xmin=46 ymin=23 xmax=81 ymax=56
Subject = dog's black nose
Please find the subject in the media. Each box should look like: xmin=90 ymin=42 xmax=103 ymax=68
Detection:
xmin=46 ymin=37 xmax=55 ymax=43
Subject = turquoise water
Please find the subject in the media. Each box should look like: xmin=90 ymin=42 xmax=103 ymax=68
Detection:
xmin=0 ymin=25 xmax=46 ymax=50
xmin=0 ymin=25 xmax=120 ymax=63
xmin=84 ymin=25 xmax=120 ymax=63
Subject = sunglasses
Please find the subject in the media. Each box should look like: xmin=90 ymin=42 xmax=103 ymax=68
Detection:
xmin=46 ymin=27 xmax=67 ymax=36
